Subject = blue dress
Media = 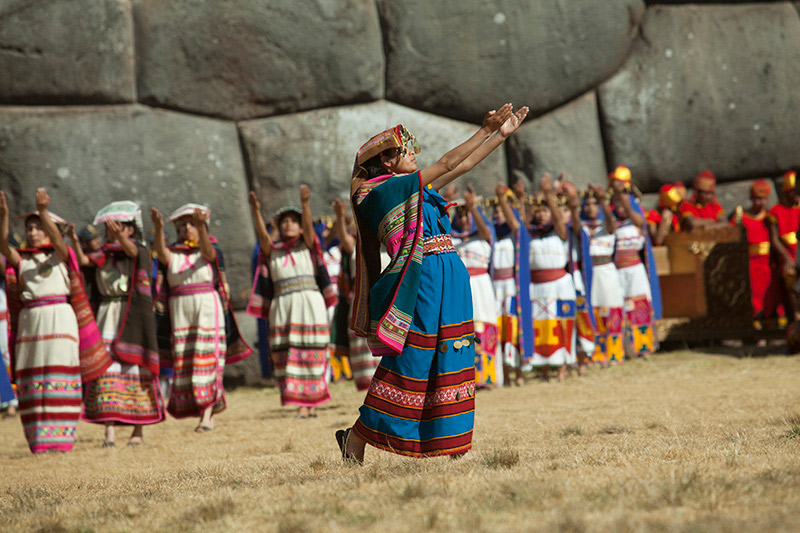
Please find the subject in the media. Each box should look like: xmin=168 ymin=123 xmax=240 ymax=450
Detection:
xmin=353 ymin=184 xmax=476 ymax=457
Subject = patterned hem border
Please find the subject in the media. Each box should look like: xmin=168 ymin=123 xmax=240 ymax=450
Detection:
xmin=352 ymin=422 xmax=472 ymax=458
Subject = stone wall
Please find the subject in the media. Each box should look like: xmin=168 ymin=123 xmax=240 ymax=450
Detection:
xmin=2 ymin=0 xmax=799 ymax=312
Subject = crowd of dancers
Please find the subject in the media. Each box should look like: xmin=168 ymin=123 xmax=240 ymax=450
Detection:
xmin=1 ymin=102 xmax=796 ymax=461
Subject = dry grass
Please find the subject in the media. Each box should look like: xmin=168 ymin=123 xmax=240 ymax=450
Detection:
xmin=2 ymin=351 xmax=800 ymax=532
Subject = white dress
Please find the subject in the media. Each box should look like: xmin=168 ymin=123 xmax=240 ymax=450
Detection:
xmin=453 ymin=236 xmax=502 ymax=387
xmin=528 ymin=231 xmax=576 ymax=367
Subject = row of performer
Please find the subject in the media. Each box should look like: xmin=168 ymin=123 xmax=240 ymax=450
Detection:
xmin=4 ymin=104 xmax=784 ymax=460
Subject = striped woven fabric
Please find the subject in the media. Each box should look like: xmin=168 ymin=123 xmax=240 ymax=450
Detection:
xmin=167 ymin=203 xmax=210 ymax=222
xmin=93 ymin=201 xmax=144 ymax=236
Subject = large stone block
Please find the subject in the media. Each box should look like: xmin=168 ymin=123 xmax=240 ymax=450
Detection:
xmin=0 ymin=105 xmax=255 ymax=307
xmin=0 ymin=0 xmax=136 ymax=105
xmin=133 ymin=0 xmax=384 ymax=120
xmin=507 ymin=91 xmax=608 ymax=191
xmin=598 ymin=3 xmax=800 ymax=193
xmin=378 ymin=0 xmax=645 ymax=123
xmin=238 ymin=100 xmax=509 ymax=218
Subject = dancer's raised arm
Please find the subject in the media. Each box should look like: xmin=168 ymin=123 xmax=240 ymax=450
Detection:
xmin=333 ymin=199 xmax=355 ymax=256
xmin=193 ymin=208 xmax=217 ymax=263
xmin=299 ymin=185 xmax=316 ymax=251
xmin=249 ymin=191 xmax=273 ymax=258
xmin=430 ymin=106 xmax=528 ymax=191
xmin=0 ymin=191 xmax=20 ymax=268
xmin=35 ymin=188 xmax=70 ymax=263
xmin=541 ymin=176 xmax=568 ymax=242
xmin=496 ymin=183 xmax=520 ymax=234
xmin=150 ymin=208 xmax=171 ymax=265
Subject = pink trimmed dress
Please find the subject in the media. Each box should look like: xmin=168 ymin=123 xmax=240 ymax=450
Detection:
xmin=268 ymin=242 xmax=331 ymax=407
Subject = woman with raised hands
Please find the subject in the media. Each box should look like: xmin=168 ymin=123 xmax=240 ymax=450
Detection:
xmin=0 ymin=188 xmax=110 ymax=453
xmin=247 ymin=186 xmax=336 ymax=418
xmin=68 ymin=202 xmax=164 ymax=446
xmin=451 ymin=187 xmax=501 ymax=388
xmin=151 ymin=203 xmax=251 ymax=432
xmin=338 ymin=103 xmax=528 ymax=463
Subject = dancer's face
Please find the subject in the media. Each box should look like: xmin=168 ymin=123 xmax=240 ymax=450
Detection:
xmin=696 ymin=189 xmax=713 ymax=206
xmin=174 ymin=215 xmax=200 ymax=242
xmin=750 ymin=196 xmax=767 ymax=212
xmin=583 ymin=197 xmax=599 ymax=220
xmin=279 ymin=213 xmax=301 ymax=240
xmin=493 ymin=205 xmax=506 ymax=225
xmin=382 ymin=147 xmax=418 ymax=175
xmin=456 ymin=212 xmax=470 ymax=232
xmin=25 ymin=217 xmax=50 ymax=248
xmin=533 ymin=205 xmax=551 ymax=227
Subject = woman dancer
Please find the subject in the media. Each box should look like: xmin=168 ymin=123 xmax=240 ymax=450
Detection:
xmin=609 ymin=167 xmax=661 ymax=357
xmin=493 ymin=186 xmax=533 ymax=386
xmin=152 ymin=204 xmax=251 ymax=431
xmin=69 ymin=202 xmax=164 ymax=446
xmin=527 ymin=176 xmax=576 ymax=381
xmin=0 ymin=255 xmax=19 ymax=417
xmin=338 ymin=103 xmax=528 ymax=462
xmin=247 ymin=186 xmax=336 ymax=418
xmin=1 ymin=189 xmax=110 ymax=453
xmin=451 ymin=188 xmax=500 ymax=388
xmin=581 ymin=186 xmax=625 ymax=365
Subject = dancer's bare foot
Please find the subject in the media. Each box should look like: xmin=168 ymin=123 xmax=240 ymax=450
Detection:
xmin=2 ymin=405 xmax=17 ymax=418
xmin=196 ymin=406 xmax=214 ymax=432
xmin=336 ymin=426 xmax=366 ymax=465
xmin=557 ymin=366 xmax=567 ymax=382
xmin=128 ymin=425 xmax=144 ymax=446
xmin=103 ymin=422 xmax=116 ymax=447
xmin=297 ymin=406 xmax=310 ymax=419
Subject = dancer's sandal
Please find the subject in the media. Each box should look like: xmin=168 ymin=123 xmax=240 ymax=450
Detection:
xmin=335 ymin=427 xmax=362 ymax=466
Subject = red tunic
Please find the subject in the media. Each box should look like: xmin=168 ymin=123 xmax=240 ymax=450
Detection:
xmin=647 ymin=208 xmax=681 ymax=233
xmin=767 ymin=203 xmax=800 ymax=260
xmin=740 ymin=211 xmax=771 ymax=317
xmin=680 ymin=201 xmax=724 ymax=222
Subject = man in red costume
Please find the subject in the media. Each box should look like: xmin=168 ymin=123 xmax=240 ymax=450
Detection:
xmin=647 ymin=184 xmax=683 ymax=245
xmin=680 ymin=170 xmax=727 ymax=230
xmin=767 ymin=170 xmax=799 ymax=320
xmin=735 ymin=179 xmax=774 ymax=329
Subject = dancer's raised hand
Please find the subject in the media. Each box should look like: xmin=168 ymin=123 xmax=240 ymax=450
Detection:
xmin=150 ymin=207 xmax=164 ymax=231
xmin=482 ymin=103 xmax=514 ymax=132
xmin=36 ymin=188 xmax=50 ymax=212
xmin=248 ymin=191 xmax=261 ymax=212
xmin=300 ymin=185 xmax=311 ymax=204
xmin=499 ymin=106 xmax=529 ymax=137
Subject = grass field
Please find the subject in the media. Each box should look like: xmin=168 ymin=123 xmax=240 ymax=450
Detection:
xmin=2 ymin=351 xmax=800 ymax=532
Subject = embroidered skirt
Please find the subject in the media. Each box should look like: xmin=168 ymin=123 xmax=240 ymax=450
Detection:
xmin=618 ymin=263 xmax=656 ymax=356
xmin=15 ymin=301 xmax=81 ymax=453
xmin=590 ymin=262 xmax=625 ymax=364
xmin=82 ymin=300 xmax=164 ymax=425
xmin=529 ymin=272 xmax=576 ymax=367
xmin=269 ymin=284 xmax=331 ymax=407
xmin=353 ymin=251 xmax=476 ymax=458
xmin=168 ymin=285 xmax=227 ymax=418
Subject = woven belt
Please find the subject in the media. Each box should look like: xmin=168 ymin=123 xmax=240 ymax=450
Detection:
xmin=614 ymin=250 xmax=642 ymax=268
xmin=530 ymin=268 xmax=566 ymax=283
xmin=592 ymin=256 xmax=613 ymax=266
xmin=423 ymin=235 xmax=455 ymax=256
xmin=274 ymin=275 xmax=317 ymax=298
xmin=171 ymin=282 xmax=215 ymax=297
xmin=22 ymin=295 xmax=68 ymax=309
xmin=467 ymin=267 xmax=489 ymax=276
xmin=0 ymin=310 xmax=7 ymax=321
xmin=748 ymin=242 xmax=770 ymax=256
xmin=781 ymin=232 xmax=797 ymax=246
xmin=102 ymin=295 xmax=127 ymax=302
xmin=493 ymin=267 xmax=514 ymax=280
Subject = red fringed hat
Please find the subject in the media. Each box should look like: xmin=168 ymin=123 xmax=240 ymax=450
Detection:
xmin=352 ymin=125 xmax=421 ymax=180
xmin=781 ymin=170 xmax=796 ymax=192
xmin=658 ymin=184 xmax=682 ymax=210
xmin=750 ymin=179 xmax=771 ymax=199
xmin=694 ymin=170 xmax=716 ymax=192
xmin=608 ymin=165 xmax=632 ymax=187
